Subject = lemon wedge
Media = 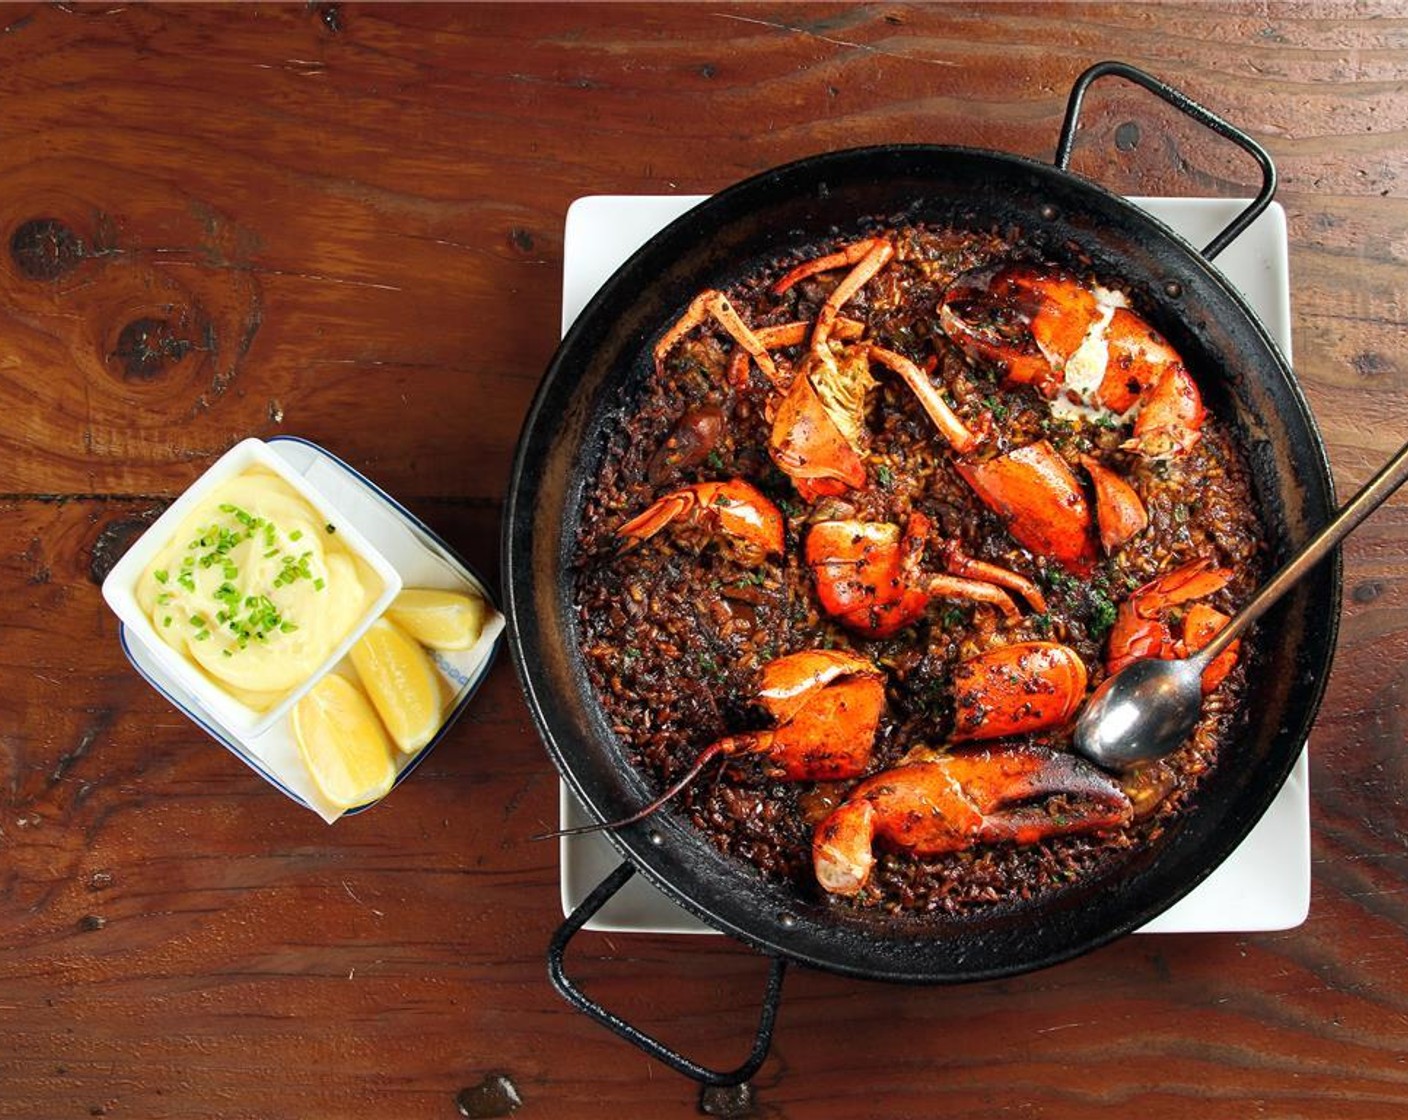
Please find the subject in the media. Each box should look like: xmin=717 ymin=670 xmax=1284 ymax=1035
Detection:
xmin=349 ymin=617 xmax=442 ymax=754
xmin=291 ymin=673 xmax=398 ymax=810
xmin=384 ymin=587 xmax=486 ymax=651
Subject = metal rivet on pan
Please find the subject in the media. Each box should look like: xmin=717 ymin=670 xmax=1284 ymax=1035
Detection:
xmin=647 ymin=830 xmax=664 ymax=846
xmin=1039 ymin=204 xmax=1058 ymax=221
xmin=1164 ymin=280 xmax=1183 ymax=299
xmin=778 ymin=912 xmax=797 ymax=928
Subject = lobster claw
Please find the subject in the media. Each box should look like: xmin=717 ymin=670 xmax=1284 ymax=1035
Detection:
xmin=718 ymin=649 xmax=886 ymax=781
xmin=940 ymin=262 xmax=1206 ymax=459
xmin=956 ymin=440 xmax=1098 ymax=576
xmin=950 ymin=641 xmax=1088 ymax=742
xmin=1098 ymin=306 xmax=1179 ymax=412
xmin=616 ymin=479 xmax=784 ymax=567
xmin=1123 ymin=363 xmax=1205 ymax=459
xmin=805 ymin=514 xmax=1038 ymax=638
xmin=1181 ymin=603 xmax=1238 ymax=694
xmin=1106 ymin=558 xmax=1240 ymax=694
xmin=1080 ymin=454 xmax=1148 ymax=554
xmin=757 ymin=649 xmax=880 ymax=723
xmin=812 ymin=745 xmax=1133 ymax=896
xmin=804 ymin=516 xmax=932 ymax=637
xmin=555 ymin=648 xmax=885 ymax=840
xmin=939 ymin=263 xmax=1101 ymax=397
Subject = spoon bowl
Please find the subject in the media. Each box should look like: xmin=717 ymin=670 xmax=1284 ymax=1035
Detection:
xmin=1074 ymin=656 xmax=1208 ymax=770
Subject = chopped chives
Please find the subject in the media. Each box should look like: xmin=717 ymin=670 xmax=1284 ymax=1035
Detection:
xmin=159 ymin=500 xmax=320 ymax=658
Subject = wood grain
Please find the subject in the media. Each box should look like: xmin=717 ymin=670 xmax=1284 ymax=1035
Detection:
xmin=2 ymin=3 xmax=1408 ymax=1117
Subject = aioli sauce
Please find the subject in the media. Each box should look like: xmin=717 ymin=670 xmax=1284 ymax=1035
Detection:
xmin=137 ymin=468 xmax=381 ymax=710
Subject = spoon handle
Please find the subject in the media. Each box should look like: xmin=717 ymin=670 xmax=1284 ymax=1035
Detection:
xmin=1196 ymin=436 xmax=1408 ymax=667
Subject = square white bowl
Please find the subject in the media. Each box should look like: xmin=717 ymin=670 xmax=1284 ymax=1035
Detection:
xmin=102 ymin=437 xmax=403 ymax=738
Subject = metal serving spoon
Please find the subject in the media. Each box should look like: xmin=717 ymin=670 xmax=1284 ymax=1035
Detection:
xmin=1075 ymin=437 xmax=1408 ymax=772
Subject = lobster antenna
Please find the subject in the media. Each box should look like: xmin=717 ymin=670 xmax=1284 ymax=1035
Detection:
xmin=531 ymin=743 xmax=728 ymax=841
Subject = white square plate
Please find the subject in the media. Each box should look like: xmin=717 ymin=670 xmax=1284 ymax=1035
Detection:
xmin=559 ymin=195 xmax=1309 ymax=934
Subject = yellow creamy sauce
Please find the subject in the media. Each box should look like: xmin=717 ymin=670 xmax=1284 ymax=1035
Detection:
xmin=137 ymin=468 xmax=381 ymax=710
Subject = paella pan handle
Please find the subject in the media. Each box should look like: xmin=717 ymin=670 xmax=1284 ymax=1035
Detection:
xmin=1055 ymin=60 xmax=1277 ymax=261
xmin=548 ymin=860 xmax=789 ymax=1087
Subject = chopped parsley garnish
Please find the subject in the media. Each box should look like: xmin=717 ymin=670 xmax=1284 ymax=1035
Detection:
xmin=1089 ymin=589 xmax=1117 ymax=638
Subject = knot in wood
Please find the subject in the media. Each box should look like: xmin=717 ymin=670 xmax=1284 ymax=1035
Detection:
xmin=10 ymin=217 xmax=84 ymax=280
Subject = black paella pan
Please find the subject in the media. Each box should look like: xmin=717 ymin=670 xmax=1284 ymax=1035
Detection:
xmin=502 ymin=63 xmax=1339 ymax=1082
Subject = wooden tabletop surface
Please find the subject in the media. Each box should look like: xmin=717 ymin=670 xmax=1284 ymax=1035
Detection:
xmin=4 ymin=4 xmax=1408 ymax=1117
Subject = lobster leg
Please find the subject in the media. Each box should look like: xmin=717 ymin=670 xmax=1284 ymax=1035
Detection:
xmin=772 ymin=237 xmax=888 ymax=296
xmin=654 ymin=289 xmax=778 ymax=382
xmin=941 ymin=542 xmax=1047 ymax=613
xmin=810 ymin=239 xmax=895 ymax=352
xmin=869 ymin=345 xmax=981 ymax=454
xmin=924 ymin=574 xmax=1021 ymax=622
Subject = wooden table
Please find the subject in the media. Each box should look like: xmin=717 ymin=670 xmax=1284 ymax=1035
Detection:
xmin=4 ymin=4 xmax=1406 ymax=1117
